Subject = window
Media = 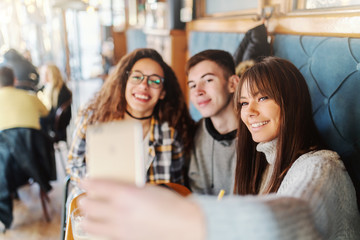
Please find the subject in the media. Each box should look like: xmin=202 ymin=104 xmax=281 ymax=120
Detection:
xmin=295 ymin=0 xmax=360 ymax=10
xmin=197 ymin=0 xmax=261 ymax=18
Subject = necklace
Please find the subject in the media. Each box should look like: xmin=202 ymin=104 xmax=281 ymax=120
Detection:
xmin=125 ymin=110 xmax=152 ymax=120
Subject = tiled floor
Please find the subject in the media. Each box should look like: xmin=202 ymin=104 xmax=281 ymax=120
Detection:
xmin=1 ymin=78 xmax=103 ymax=240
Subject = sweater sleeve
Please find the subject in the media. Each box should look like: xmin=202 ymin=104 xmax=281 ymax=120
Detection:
xmin=194 ymin=151 xmax=360 ymax=240
xmin=275 ymin=150 xmax=359 ymax=239
xmin=194 ymin=195 xmax=321 ymax=240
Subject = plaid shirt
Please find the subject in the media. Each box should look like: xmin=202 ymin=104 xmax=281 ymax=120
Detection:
xmin=67 ymin=111 xmax=185 ymax=184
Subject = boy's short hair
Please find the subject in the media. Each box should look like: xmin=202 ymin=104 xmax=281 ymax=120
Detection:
xmin=0 ymin=66 xmax=15 ymax=87
xmin=186 ymin=50 xmax=236 ymax=79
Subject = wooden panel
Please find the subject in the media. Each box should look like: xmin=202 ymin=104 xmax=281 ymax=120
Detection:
xmin=186 ymin=13 xmax=360 ymax=37
xmin=267 ymin=14 xmax=360 ymax=37
xmin=170 ymin=30 xmax=188 ymax=102
xmin=186 ymin=18 xmax=264 ymax=33
xmin=112 ymin=30 xmax=127 ymax=64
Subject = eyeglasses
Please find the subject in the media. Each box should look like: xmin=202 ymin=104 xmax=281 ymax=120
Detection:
xmin=126 ymin=71 xmax=164 ymax=89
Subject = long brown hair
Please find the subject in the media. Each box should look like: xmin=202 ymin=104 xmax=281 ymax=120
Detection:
xmin=234 ymin=56 xmax=325 ymax=195
xmin=85 ymin=48 xmax=195 ymax=152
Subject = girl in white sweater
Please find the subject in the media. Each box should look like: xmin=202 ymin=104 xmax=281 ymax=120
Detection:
xmin=78 ymin=57 xmax=360 ymax=240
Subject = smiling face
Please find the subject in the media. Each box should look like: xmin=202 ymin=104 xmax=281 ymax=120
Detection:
xmin=125 ymin=58 xmax=165 ymax=118
xmin=187 ymin=60 xmax=236 ymax=119
xmin=239 ymin=81 xmax=281 ymax=143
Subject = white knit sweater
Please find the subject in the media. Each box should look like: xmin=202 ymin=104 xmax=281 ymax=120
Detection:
xmin=194 ymin=140 xmax=360 ymax=240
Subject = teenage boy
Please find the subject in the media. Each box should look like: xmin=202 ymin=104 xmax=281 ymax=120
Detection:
xmin=0 ymin=66 xmax=48 ymax=131
xmin=186 ymin=50 xmax=239 ymax=195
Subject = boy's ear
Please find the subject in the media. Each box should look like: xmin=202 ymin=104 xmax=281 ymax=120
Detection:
xmin=228 ymin=74 xmax=240 ymax=93
xmin=159 ymin=90 xmax=166 ymax=100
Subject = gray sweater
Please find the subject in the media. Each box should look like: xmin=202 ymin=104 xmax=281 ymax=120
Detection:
xmin=193 ymin=140 xmax=360 ymax=239
xmin=188 ymin=118 xmax=237 ymax=196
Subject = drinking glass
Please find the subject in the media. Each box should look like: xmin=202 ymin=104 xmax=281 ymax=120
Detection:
xmin=71 ymin=208 xmax=90 ymax=240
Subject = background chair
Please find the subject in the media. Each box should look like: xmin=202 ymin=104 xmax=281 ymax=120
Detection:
xmin=60 ymin=175 xmax=71 ymax=240
xmin=0 ymin=128 xmax=56 ymax=229
xmin=49 ymin=98 xmax=72 ymax=173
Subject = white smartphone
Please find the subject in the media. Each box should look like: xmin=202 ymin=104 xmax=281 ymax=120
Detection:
xmin=86 ymin=120 xmax=145 ymax=187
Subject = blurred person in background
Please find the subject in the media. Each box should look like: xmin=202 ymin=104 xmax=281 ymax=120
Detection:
xmin=38 ymin=63 xmax=72 ymax=141
xmin=0 ymin=66 xmax=48 ymax=131
xmin=22 ymin=49 xmax=33 ymax=63
xmin=0 ymin=49 xmax=39 ymax=92
xmin=102 ymin=38 xmax=115 ymax=75
xmin=99 ymin=38 xmax=115 ymax=81
xmin=0 ymin=66 xmax=55 ymax=231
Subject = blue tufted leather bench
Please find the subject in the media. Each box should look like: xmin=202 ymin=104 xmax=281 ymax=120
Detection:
xmin=273 ymin=34 xmax=360 ymax=201
xmin=188 ymin=31 xmax=360 ymax=204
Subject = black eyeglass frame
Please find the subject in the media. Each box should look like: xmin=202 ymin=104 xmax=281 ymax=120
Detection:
xmin=126 ymin=70 xmax=165 ymax=89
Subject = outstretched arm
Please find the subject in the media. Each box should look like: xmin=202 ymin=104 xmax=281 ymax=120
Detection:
xmin=79 ymin=179 xmax=206 ymax=240
xmin=79 ymin=179 xmax=321 ymax=240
